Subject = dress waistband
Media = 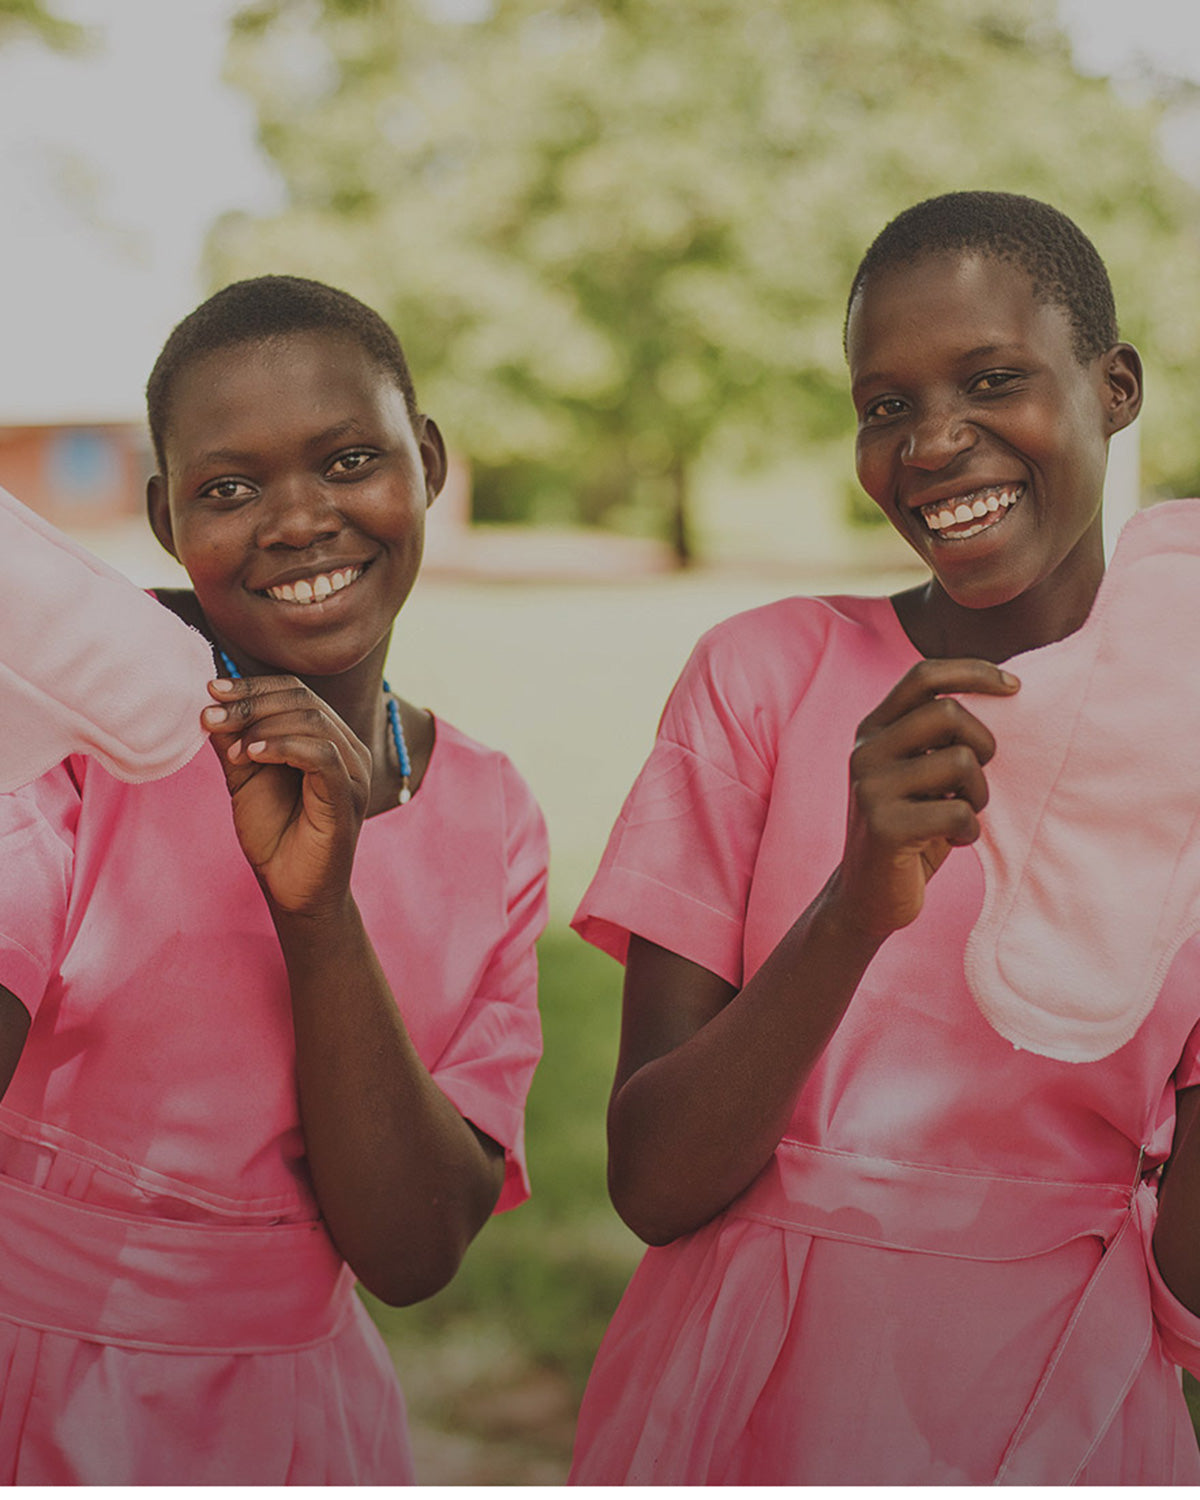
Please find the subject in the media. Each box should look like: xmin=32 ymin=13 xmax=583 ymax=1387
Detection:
xmin=729 ymin=1139 xmax=1154 ymax=1484
xmin=729 ymin=1139 xmax=1132 ymax=1259
xmin=0 ymin=1171 xmax=353 ymax=1354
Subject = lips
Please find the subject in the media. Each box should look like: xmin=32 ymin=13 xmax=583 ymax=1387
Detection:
xmin=915 ymin=484 xmax=1025 ymax=541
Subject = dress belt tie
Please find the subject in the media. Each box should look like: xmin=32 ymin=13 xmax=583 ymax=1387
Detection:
xmin=0 ymin=1171 xmax=353 ymax=1354
xmin=728 ymin=1140 xmax=1154 ymax=1486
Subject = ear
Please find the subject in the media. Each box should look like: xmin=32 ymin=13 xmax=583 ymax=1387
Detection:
xmin=1100 ymin=343 xmax=1143 ymax=436
xmin=417 ymin=416 xmax=448 ymax=507
xmin=146 ymin=473 xmax=179 ymax=560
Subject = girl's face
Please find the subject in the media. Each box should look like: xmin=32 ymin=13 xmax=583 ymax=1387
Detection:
xmin=148 ymin=329 xmax=444 ymax=679
xmin=846 ymin=251 xmax=1141 ymax=617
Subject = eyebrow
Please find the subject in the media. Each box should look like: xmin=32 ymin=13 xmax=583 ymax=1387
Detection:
xmin=959 ymin=343 xmax=1022 ymax=361
xmin=187 ymin=422 xmax=371 ymax=472
xmin=851 ymin=343 xmax=1027 ymax=396
xmin=306 ymin=419 xmax=370 ymax=447
xmin=190 ymin=448 xmax=255 ymax=469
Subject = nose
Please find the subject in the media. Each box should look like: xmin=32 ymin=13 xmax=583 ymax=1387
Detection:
xmin=902 ymin=401 xmax=975 ymax=471
xmin=256 ymin=476 xmax=341 ymax=550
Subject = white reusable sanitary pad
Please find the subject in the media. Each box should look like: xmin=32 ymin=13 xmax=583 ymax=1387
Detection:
xmin=964 ymin=498 xmax=1200 ymax=1062
xmin=0 ymin=484 xmax=213 ymax=792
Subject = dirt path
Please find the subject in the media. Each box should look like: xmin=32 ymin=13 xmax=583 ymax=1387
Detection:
xmin=387 ymin=1324 xmax=578 ymax=1484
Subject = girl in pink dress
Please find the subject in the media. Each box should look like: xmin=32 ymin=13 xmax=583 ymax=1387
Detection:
xmin=570 ymin=192 xmax=1200 ymax=1484
xmin=0 ymin=276 xmax=547 ymax=1483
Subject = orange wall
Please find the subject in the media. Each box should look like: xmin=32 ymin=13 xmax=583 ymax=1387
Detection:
xmin=0 ymin=424 xmax=149 ymax=526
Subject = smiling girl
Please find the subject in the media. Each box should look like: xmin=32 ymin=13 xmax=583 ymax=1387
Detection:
xmin=568 ymin=192 xmax=1200 ymax=1484
xmin=0 ymin=276 xmax=547 ymax=1484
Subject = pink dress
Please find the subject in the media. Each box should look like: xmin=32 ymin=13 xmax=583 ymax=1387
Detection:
xmin=571 ymin=594 xmax=1200 ymax=1485
xmin=0 ymin=718 xmax=547 ymax=1484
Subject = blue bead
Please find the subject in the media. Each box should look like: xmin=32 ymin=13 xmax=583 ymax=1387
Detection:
xmin=382 ymin=680 xmax=413 ymax=779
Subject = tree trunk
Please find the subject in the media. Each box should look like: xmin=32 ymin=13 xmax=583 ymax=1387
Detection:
xmin=667 ymin=456 xmax=694 ymax=568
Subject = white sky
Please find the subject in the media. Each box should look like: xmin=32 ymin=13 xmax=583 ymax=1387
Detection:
xmin=1 ymin=0 xmax=1199 ymax=424
xmin=0 ymin=0 xmax=279 ymax=422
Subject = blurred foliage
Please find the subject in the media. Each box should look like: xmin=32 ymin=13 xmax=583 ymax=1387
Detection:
xmin=0 ymin=0 xmax=83 ymax=49
xmin=211 ymin=0 xmax=1200 ymax=562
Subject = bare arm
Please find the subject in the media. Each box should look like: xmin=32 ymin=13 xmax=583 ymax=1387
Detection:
xmin=1152 ymin=1083 xmax=1200 ymax=1315
xmin=608 ymin=657 xmax=1019 ymax=1245
xmin=203 ymin=676 xmax=503 ymax=1306
xmin=274 ymin=897 xmax=504 ymax=1306
xmin=0 ymin=984 xmax=29 ymax=1100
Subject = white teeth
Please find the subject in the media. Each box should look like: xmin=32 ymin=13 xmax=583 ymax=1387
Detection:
xmin=266 ymin=565 xmax=364 ymax=604
xmin=919 ymin=485 xmax=1024 ymax=535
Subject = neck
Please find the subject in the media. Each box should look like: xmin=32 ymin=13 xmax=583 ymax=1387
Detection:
xmin=894 ymin=536 xmax=1106 ymax=664
xmin=211 ymin=625 xmax=394 ymax=750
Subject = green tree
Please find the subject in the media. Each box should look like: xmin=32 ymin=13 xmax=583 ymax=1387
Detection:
xmin=0 ymin=0 xmax=82 ymax=49
xmin=212 ymin=0 xmax=1200 ymax=563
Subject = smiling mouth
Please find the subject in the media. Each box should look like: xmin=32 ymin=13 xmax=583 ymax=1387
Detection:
xmin=259 ymin=562 xmax=368 ymax=605
xmin=917 ymin=484 xmax=1025 ymax=541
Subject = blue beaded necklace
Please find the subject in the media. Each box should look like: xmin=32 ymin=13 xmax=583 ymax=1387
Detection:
xmin=217 ymin=650 xmax=412 ymax=805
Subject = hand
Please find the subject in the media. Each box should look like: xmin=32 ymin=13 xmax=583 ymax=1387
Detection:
xmin=202 ymin=677 xmax=371 ymax=915
xmin=832 ymin=658 xmax=1019 ymax=940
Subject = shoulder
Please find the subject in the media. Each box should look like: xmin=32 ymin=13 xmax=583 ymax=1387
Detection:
xmin=685 ymin=592 xmax=897 ymax=689
xmin=425 ymin=717 xmax=547 ymax=855
xmin=664 ymin=592 xmax=900 ymax=752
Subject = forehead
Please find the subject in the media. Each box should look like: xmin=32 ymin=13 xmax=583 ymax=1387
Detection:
xmin=163 ymin=330 xmax=410 ymax=466
xmin=846 ymin=252 xmax=1077 ymax=383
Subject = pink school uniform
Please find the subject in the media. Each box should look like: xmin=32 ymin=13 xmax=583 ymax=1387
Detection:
xmin=571 ymin=593 xmax=1200 ymax=1485
xmin=0 ymin=719 xmax=547 ymax=1484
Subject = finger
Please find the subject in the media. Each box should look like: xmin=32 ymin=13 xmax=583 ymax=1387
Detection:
xmin=854 ymin=747 xmax=989 ymax=852
xmin=866 ymin=791 xmax=983 ymax=850
xmin=204 ymin=676 xmax=311 ymax=729
xmin=204 ymin=698 xmax=365 ymax=773
xmin=239 ymin=733 xmax=364 ymax=807
xmin=885 ymin=742 xmax=991 ymax=812
xmin=853 ymin=694 xmax=999 ymax=772
xmin=860 ymin=658 xmax=1019 ymax=736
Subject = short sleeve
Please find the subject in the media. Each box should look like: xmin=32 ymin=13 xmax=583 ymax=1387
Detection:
xmin=0 ymin=763 xmax=78 ymax=1017
xmin=572 ymin=619 xmax=778 ymax=989
xmin=429 ymin=760 xmax=548 ymax=1213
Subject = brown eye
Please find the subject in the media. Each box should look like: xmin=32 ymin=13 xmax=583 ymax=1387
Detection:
xmin=863 ymin=397 xmax=906 ymax=423
xmin=201 ymin=478 xmax=254 ymax=504
xmin=328 ymin=449 xmax=376 ymax=476
xmin=972 ymin=371 xmax=1018 ymax=393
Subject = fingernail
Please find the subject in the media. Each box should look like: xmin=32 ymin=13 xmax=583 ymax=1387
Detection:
xmin=204 ymin=706 xmax=228 ymax=725
xmin=1000 ymin=670 xmax=1020 ymax=688
xmin=247 ymin=741 xmax=267 ymax=755
xmin=211 ymin=679 xmax=234 ymax=693
xmin=227 ymin=740 xmax=242 ymax=761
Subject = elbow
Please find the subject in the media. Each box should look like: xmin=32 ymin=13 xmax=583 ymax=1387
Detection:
xmin=607 ymin=1104 xmax=709 ymax=1246
xmin=607 ymin=1158 xmax=702 ymax=1248
xmin=352 ymin=1178 xmax=501 ymax=1308
xmin=356 ymin=1229 xmax=473 ymax=1308
xmin=362 ymin=1255 xmax=464 ymax=1309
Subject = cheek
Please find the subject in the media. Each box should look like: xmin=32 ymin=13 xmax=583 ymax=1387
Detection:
xmin=854 ymin=436 xmax=893 ymax=510
xmin=170 ymin=518 xmax=247 ymax=592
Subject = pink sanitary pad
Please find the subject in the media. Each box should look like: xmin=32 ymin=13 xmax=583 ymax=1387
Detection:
xmin=0 ymin=484 xmax=213 ymax=792
xmin=964 ymin=499 xmax=1200 ymax=1062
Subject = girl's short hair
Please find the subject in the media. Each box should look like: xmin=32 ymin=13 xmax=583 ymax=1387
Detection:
xmin=845 ymin=191 xmax=1119 ymax=362
xmin=146 ymin=275 xmax=420 ymax=471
